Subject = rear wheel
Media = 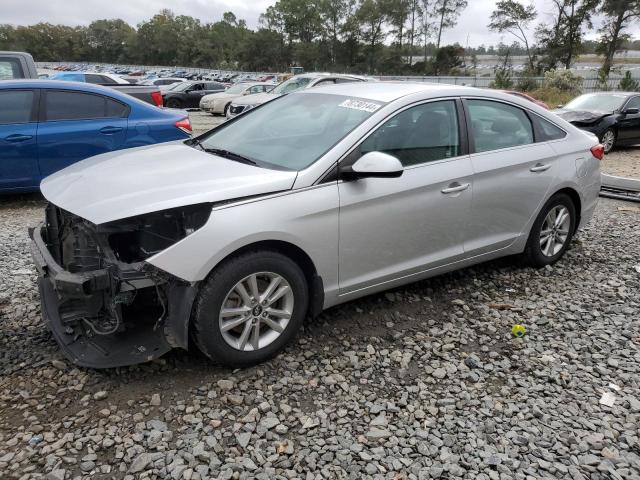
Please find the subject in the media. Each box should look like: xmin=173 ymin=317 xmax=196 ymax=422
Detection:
xmin=600 ymin=128 xmax=616 ymax=154
xmin=166 ymin=98 xmax=182 ymax=109
xmin=523 ymin=193 xmax=576 ymax=267
xmin=192 ymin=251 xmax=308 ymax=367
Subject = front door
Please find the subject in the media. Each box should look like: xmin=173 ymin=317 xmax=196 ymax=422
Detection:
xmin=617 ymin=96 xmax=640 ymax=144
xmin=37 ymin=89 xmax=128 ymax=178
xmin=338 ymin=99 xmax=473 ymax=295
xmin=0 ymin=89 xmax=39 ymax=191
xmin=463 ymin=98 xmax=558 ymax=256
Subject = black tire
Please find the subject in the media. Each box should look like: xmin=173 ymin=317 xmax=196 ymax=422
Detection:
xmin=165 ymin=98 xmax=182 ymax=109
xmin=523 ymin=193 xmax=576 ymax=268
xmin=600 ymin=128 xmax=616 ymax=154
xmin=192 ymin=250 xmax=308 ymax=367
xmin=223 ymin=103 xmax=231 ymax=117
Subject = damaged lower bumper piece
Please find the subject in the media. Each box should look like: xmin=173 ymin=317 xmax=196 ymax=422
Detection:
xmin=29 ymin=221 xmax=197 ymax=369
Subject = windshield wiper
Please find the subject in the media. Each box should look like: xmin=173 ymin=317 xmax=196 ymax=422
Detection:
xmin=203 ymin=147 xmax=258 ymax=166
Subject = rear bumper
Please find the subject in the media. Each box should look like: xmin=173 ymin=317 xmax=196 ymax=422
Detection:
xmin=29 ymin=222 xmax=196 ymax=369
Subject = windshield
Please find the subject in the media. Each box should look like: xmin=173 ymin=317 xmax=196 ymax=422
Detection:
xmin=565 ymin=94 xmax=627 ymax=112
xmin=271 ymin=77 xmax=313 ymax=95
xmin=198 ymin=93 xmax=383 ymax=170
xmin=170 ymin=82 xmax=194 ymax=92
xmin=224 ymin=84 xmax=247 ymax=94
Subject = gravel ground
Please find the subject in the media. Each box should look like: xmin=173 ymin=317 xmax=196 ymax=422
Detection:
xmin=189 ymin=110 xmax=225 ymax=136
xmin=602 ymin=148 xmax=640 ymax=179
xmin=1 ymin=189 xmax=639 ymax=480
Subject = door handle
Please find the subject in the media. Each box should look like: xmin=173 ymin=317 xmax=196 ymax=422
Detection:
xmin=100 ymin=126 xmax=123 ymax=134
xmin=441 ymin=182 xmax=470 ymax=194
xmin=5 ymin=134 xmax=33 ymax=143
xmin=530 ymin=163 xmax=551 ymax=172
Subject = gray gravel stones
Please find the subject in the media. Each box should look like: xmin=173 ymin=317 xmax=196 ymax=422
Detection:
xmin=1 ymin=194 xmax=640 ymax=480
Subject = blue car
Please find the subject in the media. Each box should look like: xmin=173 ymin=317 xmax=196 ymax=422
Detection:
xmin=0 ymin=80 xmax=191 ymax=193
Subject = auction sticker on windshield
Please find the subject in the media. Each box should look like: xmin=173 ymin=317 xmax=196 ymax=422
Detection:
xmin=339 ymin=99 xmax=382 ymax=113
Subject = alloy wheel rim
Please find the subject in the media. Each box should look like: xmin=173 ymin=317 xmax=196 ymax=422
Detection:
xmin=602 ymin=131 xmax=614 ymax=152
xmin=218 ymin=272 xmax=294 ymax=351
xmin=539 ymin=206 xmax=571 ymax=257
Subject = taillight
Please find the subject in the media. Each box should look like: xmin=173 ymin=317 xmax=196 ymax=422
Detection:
xmin=151 ymin=91 xmax=163 ymax=107
xmin=590 ymin=144 xmax=604 ymax=160
xmin=175 ymin=118 xmax=192 ymax=134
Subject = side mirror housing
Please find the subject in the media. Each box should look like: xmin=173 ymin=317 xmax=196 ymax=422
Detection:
xmin=556 ymin=104 xmax=564 ymax=109
xmin=623 ymin=107 xmax=639 ymax=115
xmin=340 ymin=151 xmax=404 ymax=180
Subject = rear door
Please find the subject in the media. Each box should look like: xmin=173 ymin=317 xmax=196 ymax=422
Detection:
xmin=0 ymin=89 xmax=39 ymax=190
xmin=37 ymin=89 xmax=129 ymax=178
xmin=463 ymin=98 xmax=558 ymax=256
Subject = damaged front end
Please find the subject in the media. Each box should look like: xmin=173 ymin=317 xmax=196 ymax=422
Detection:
xmin=30 ymin=203 xmax=211 ymax=368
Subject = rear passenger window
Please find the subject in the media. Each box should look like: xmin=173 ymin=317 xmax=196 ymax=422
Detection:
xmin=536 ymin=116 xmax=566 ymax=141
xmin=0 ymin=90 xmax=34 ymax=124
xmin=84 ymin=74 xmax=103 ymax=84
xmin=105 ymin=98 xmax=128 ymax=117
xmin=0 ymin=58 xmax=24 ymax=80
xmin=44 ymin=91 xmax=127 ymax=121
xmin=360 ymin=100 xmax=460 ymax=166
xmin=467 ymin=100 xmax=533 ymax=153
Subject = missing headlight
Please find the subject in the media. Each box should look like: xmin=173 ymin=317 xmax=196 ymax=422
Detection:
xmin=102 ymin=204 xmax=212 ymax=263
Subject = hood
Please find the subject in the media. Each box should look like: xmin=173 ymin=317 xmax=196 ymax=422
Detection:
xmin=232 ymin=92 xmax=280 ymax=106
xmin=553 ymin=109 xmax=611 ymax=124
xmin=40 ymin=142 xmax=297 ymax=225
xmin=201 ymin=92 xmax=236 ymax=102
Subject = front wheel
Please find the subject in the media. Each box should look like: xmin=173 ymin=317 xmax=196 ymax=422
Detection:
xmin=523 ymin=193 xmax=576 ymax=267
xmin=165 ymin=98 xmax=182 ymax=109
xmin=192 ymin=251 xmax=308 ymax=367
xmin=600 ymin=128 xmax=616 ymax=154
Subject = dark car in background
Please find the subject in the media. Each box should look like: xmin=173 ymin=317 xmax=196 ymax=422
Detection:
xmin=554 ymin=92 xmax=640 ymax=153
xmin=162 ymin=80 xmax=226 ymax=108
xmin=0 ymin=80 xmax=192 ymax=193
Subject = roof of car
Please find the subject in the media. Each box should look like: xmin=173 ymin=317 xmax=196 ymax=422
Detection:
xmin=580 ymin=91 xmax=637 ymax=97
xmin=301 ymin=81 xmax=476 ymax=102
xmin=0 ymin=79 xmax=146 ymax=104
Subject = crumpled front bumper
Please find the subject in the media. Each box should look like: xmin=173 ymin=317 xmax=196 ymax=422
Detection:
xmin=29 ymin=222 xmax=196 ymax=369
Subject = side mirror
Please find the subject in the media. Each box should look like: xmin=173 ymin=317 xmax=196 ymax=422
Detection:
xmin=340 ymin=151 xmax=404 ymax=180
xmin=623 ymin=107 xmax=639 ymax=115
xmin=556 ymin=104 xmax=564 ymax=109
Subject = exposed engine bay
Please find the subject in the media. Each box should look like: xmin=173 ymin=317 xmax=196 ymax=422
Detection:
xmin=29 ymin=203 xmax=211 ymax=368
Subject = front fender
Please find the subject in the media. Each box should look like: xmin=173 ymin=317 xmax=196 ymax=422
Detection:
xmin=147 ymin=184 xmax=340 ymax=300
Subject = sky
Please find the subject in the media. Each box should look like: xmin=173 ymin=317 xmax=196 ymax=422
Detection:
xmin=2 ymin=0 xmax=639 ymax=47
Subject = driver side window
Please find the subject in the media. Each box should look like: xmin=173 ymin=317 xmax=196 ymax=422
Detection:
xmin=626 ymin=96 xmax=640 ymax=110
xmin=360 ymin=100 xmax=461 ymax=166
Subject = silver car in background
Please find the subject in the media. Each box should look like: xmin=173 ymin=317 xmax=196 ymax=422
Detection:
xmin=31 ymin=83 xmax=602 ymax=368
xmin=226 ymin=73 xmax=371 ymax=118
xmin=200 ymin=82 xmax=274 ymax=116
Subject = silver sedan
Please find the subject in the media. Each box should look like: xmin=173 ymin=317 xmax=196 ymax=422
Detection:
xmin=32 ymin=82 xmax=602 ymax=368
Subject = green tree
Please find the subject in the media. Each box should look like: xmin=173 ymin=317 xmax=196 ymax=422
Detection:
xmin=597 ymin=0 xmax=640 ymax=78
xmin=434 ymin=0 xmax=467 ymax=50
xmin=619 ymin=71 xmax=640 ymax=91
xmin=488 ymin=0 xmax=537 ymax=72
xmin=85 ymin=19 xmax=136 ymax=63
xmin=356 ymin=0 xmax=388 ymax=73
xmin=536 ymin=0 xmax=600 ymax=70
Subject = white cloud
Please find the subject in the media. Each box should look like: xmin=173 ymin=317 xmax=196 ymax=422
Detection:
xmin=3 ymin=0 xmax=638 ymax=46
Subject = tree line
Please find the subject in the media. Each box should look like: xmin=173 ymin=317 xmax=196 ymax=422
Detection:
xmin=0 ymin=0 xmax=638 ymax=78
